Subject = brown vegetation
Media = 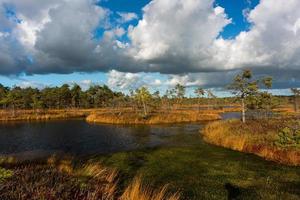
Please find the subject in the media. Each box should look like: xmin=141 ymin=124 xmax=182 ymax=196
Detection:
xmin=0 ymin=109 xmax=93 ymax=122
xmin=86 ymin=109 xmax=223 ymax=125
xmin=0 ymin=106 xmax=240 ymax=124
xmin=0 ymin=157 xmax=180 ymax=200
xmin=202 ymin=119 xmax=300 ymax=166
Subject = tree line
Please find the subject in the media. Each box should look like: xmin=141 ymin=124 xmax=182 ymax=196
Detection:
xmin=0 ymin=70 xmax=299 ymax=121
xmin=0 ymin=82 xmax=224 ymax=113
xmin=0 ymin=84 xmax=124 ymax=110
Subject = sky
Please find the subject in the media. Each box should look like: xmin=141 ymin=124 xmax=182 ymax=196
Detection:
xmin=0 ymin=0 xmax=299 ymax=96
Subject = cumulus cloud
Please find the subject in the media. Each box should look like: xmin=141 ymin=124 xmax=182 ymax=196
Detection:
xmin=107 ymin=70 xmax=142 ymax=90
xmin=128 ymin=0 xmax=231 ymax=73
xmin=212 ymin=0 xmax=300 ymax=72
xmin=0 ymin=0 xmax=300 ymax=89
xmin=107 ymin=70 xmax=164 ymax=90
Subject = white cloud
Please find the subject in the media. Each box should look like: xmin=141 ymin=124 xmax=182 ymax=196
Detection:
xmin=213 ymin=0 xmax=300 ymax=71
xmin=107 ymin=70 xmax=142 ymax=90
xmin=128 ymin=0 xmax=231 ymax=72
xmin=117 ymin=12 xmax=138 ymax=23
xmin=18 ymin=80 xmax=46 ymax=89
xmin=166 ymin=75 xmax=204 ymax=87
xmin=0 ymin=32 xmax=9 ymax=38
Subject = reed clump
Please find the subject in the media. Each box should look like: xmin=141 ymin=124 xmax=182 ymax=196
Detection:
xmin=202 ymin=119 xmax=300 ymax=166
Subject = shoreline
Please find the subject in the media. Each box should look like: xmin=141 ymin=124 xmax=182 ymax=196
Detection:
xmin=202 ymin=119 xmax=300 ymax=166
xmin=0 ymin=109 xmax=91 ymax=122
xmin=0 ymin=107 xmax=240 ymax=124
xmin=86 ymin=111 xmax=222 ymax=125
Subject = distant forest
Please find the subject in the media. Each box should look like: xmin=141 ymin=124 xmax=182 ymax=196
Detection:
xmin=0 ymin=80 xmax=296 ymax=112
xmin=0 ymin=84 xmax=125 ymax=109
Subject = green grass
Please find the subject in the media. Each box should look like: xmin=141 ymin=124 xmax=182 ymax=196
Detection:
xmin=91 ymin=141 xmax=300 ymax=200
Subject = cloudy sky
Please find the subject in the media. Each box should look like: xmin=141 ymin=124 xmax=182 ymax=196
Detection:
xmin=0 ymin=0 xmax=299 ymax=96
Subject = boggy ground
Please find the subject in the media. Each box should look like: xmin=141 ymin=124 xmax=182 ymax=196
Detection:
xmin=0 ymin=157 xmax=180 ymax=200
xmin=202 ymin=117 xmax=300 ymax=166
xmin=1 ymin=145 xmax=300 ymax=200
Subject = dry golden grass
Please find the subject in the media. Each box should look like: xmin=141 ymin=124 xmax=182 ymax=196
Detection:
xmin=0 ymin=105 xmax=239 ymax=123
xmin=121 ymin=177 xmax=180 ymax=200
xmin=202 ymin=119 xmax=300 ymax=166
xmin=86 ymin=110 xmax=222 ymax=125
xmin=0 ymin=156 xmax=180 ymax=200
xmin=0 ymin=109 xmax=93 ymax=121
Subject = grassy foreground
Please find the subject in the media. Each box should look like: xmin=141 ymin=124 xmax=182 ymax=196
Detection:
xmin=0 ymin=157 xmax=180 ymax=200
xmin=202 ymin=118 xmax=300 ymax=166
xmin=1 ymin=145 xmax=300 ymax=200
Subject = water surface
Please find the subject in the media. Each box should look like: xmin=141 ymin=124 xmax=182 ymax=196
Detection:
xmin=0 ymin=119 xmax=202 ymax=157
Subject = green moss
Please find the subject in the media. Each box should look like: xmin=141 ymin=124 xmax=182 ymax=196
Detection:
xmin=94 ymin=143 xmax=300 ymax=200
xmin=0 ymin=167 xmax=13 ymax=182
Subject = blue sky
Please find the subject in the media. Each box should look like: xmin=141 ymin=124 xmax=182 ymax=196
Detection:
xmin=0 ymin=0 xmax=298 ymax=96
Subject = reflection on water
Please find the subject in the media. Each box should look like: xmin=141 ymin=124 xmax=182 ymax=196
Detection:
xmin=221 ymin=112 xmax=241 ymax=120
xmin=0 ymin=120 xmax=203 ymax=158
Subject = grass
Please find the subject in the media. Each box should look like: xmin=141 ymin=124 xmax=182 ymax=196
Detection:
xmin=90 ymin=145 xmax=300 ymax=200
xmin=0 ymin=107 xmax=238 ymax=124
xmin=2 ymin=147 xmax=300 ymax=199
xmin=0 ymin=109 xmax=92 ymax=122
xmin=0 ymin=157 xmax=180 ymax=200
xmin=202 ymin=118 xmax=300 ymax=166
xmin=86 ymin=110 xmax=223 ymax=125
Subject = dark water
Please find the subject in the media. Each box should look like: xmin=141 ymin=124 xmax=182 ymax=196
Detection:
xmin=221 ymin=112 xmax=241 ymax=120
xmin=0 ymin=112 xmax=244 ymax=158
xmin=0 ymin=119 xmax=203 ymax=158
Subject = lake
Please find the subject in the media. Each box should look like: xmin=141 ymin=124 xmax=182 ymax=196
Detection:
xmin=0 ymin=119 xmax=203 ymax=158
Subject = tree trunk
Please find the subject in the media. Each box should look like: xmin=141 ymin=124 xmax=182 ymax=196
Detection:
xmin=241 ymin=98 xmax=246 ymax=123
xmin=142 ymin=99 xmax=147 ymax=116
xmin=198 ymin=98 xmax=200 ymax=113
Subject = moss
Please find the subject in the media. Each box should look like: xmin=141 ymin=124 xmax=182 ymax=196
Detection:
xmin=93 ymin=145 xmax=300 ymax=200
xmin=0 ymin=167 xmax=13 ymax=182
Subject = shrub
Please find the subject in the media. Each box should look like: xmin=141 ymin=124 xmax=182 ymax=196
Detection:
xmin=275 ymin=122 xmax=300 ymax=149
